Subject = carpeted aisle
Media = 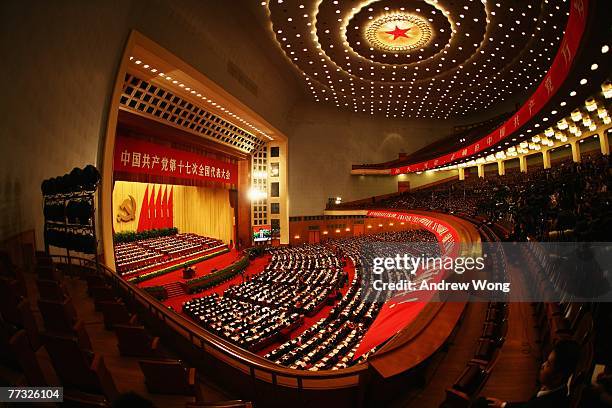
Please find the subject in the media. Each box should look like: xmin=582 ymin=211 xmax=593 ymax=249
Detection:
xmin=255 ymin=259 xmax=356 ymax=356
xmin=161 ymin=254 xmax=271 ymax=311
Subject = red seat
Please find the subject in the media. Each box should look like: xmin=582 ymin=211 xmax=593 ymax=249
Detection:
xmin=8 ymin=329 xmax=46 ymax=386
xmin=98 ymin=300 xmax=135 ymax=330
xmin=42 ymin=332 xmax=119 ymax=403
xmin=138 ymin=359 xmax=203 ymax=398
xmin=38 ymin=297 xmax=78 ymax=333
xmin=114 ymin=323 xmax=160 ymax=357
xmin=36 ymin=278 xmax=68 ymax=301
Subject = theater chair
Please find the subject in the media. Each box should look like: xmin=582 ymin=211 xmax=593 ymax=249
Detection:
xmin=36 ymin=278 xmax=68 ymax=301
xmin=139 ymin=359 xmax=204 ymax=399
xmin=186 ymin=401 xmax=254 ymax=408
xmin=0 ymin=276 xmax=26 ymax=317
xmin=38 ymin=297 xmax=78 ymax=332
xmin=0 ymin=316 xmax=46 ymax=386
xmin=114 ymin=323 xmax=161 ymax=357
xmin=38 ymin=298 xmax=92 ymax=350
xmin=444 ymin=363 xmax=489 ymax=408
xmin=85 ymin=274 xmax=110 ymax=293
xmin=62 ymin=390 xmax=111 ymax=407
xmin=42 ymin=332 xmax=119 ymax=403
xmin=35 ymin=264 xmax=64 ymax=282
xmin=480 ymin=321 xmax=507 ymax=346
xmin=90 ymin=286 xmax=121 ymax=310
xmin=0 ymin=298 xmax=41 ymax=351
xmin=471 ymin=338 xmax=499 ymax=368
xmin=569 ymin=338 xmax=595 ymax=408
xmin=572 ymin=312 xmax=594 ymax=345
xmin=7 ymin=329 xmax=46 ymax=386
xmin=98 ymin=300 xmax=136 ymax=330
xmin=0 ymin=253 xmax=27 ymax=297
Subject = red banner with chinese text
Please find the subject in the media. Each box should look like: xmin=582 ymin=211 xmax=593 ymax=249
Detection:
xmin=391 ymin=0 xmax=589 ymax=174
xmin=113 ymin=136 xmax=238 ymax=185
xmin=366 ymin=210 xmax=460 ymax=248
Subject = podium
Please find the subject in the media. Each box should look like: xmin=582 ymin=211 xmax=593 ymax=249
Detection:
xmin=182 ymin=267 xmax=196 ymax=279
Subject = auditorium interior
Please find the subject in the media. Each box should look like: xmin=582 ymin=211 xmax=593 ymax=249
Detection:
xmin=2 ymin=0 xmax=612 ymax=407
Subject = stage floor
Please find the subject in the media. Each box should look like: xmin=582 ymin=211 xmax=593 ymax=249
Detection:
xmin=137 ymin=248 xmax=242 ymax=288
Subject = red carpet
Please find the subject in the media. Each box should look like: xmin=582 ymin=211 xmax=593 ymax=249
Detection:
xmin=161 ymin=254 xmax=271 ymax=311
xmin=138 ymin=249 xmax=242 ymax=288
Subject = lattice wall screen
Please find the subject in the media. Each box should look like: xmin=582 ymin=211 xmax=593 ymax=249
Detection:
xmin=119 ymin=73 xmax=265 ymax=154
xmin=251 ymin=146 xmax=268 ymax=226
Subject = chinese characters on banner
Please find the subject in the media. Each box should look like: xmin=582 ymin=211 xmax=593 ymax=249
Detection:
xmin=113 ymin=136 xmax=238 ymax=185
xmin=391 ymin=0 xmax=588 ymax=175
xmin=366 ymin=210 xmax=460 ymax=251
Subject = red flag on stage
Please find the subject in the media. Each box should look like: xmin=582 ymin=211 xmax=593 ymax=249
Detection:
xmin=148 ymin=185 xmax=155 ymax=231
xmin=168 ymin=186 xmax=174 ymax=228
xmin=154 ymin=186 xmax=163 ymax=229
xmin=137 ymin=185 xmax=150 ymax=232
xmin=160 ymin=187 xmax=167 ymax=228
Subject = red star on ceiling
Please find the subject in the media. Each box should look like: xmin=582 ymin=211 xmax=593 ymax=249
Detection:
xmin=385 ymin=25 xmax=411 ymax=40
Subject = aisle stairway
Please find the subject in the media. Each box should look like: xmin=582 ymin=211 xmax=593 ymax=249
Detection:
xmin=163 ymin=281 xmax=187 ymax=298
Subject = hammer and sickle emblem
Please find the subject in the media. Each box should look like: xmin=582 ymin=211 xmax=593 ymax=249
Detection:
xmin=117 ymin=195 xmax=136 ymax=222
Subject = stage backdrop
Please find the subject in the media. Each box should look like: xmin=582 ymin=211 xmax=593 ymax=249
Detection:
xmin=112 ymin=181 xmax=233 ymax=244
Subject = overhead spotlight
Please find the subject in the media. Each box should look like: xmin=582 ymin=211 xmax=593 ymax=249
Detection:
xmin=582 ymin=117 xmax=592 ymax=128
xmin=557 ymin=118 xmax=568 ymax=130
xmin=571 ymin=109 xmax=582 ymax=122
xmin=602 ymin=80 xmax=612 ymax=99
xmin=569 ymin=124 xmax=578 ymax=134
xmin=585 ymin=98 xmax=597 ymax=112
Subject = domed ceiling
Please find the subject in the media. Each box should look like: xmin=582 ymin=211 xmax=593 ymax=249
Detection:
xmin=260 ymin=0 xmax=570 ymax=119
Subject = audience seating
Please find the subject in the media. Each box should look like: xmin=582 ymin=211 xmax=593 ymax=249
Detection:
xmin=37 ymin=296 xmax=93 ymax=350
xmin=114 ymin=323 xmax=161 ymax=357
xmin=186 ymin=401 xmax=253 ymax=408
xmin=1 ymin=297 xmax=41 ymax=351
xmin=38 ymin=297 xmax=78 ymax=332
xmin=7 ymin=329 xmax=46 ymax=386
xmin=139 ymin=359 xmax=203 ymax=399
xmin=115 ymin=233 xmax=226 ymax=276
xmin=36 ymin=278 xmax=68 ymax=301
xmin=42 ymin=331 xmax=119 ymax=402
xmin=97 ymin=300 xmax=136 ymax=330
xmin=62 ymin=390 xmax=112 ymax=407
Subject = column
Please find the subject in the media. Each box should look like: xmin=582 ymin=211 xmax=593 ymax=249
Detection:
xmin=570 ymin=141 xmax=581 ymax=163
xmin=542 ymin=149 xmax=551 ymax=169
xmin=458 ymin=167 xmax=465 ymax=181
xmin=519 ymin=155 xmax=527 ymax=173
xmin=599 ymin=132 xmax=610 ymax=155
xmin=477 ymin=164 xmax=485 ymax=178
xmin=497 ymin=160 xmax=505 ymax=176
